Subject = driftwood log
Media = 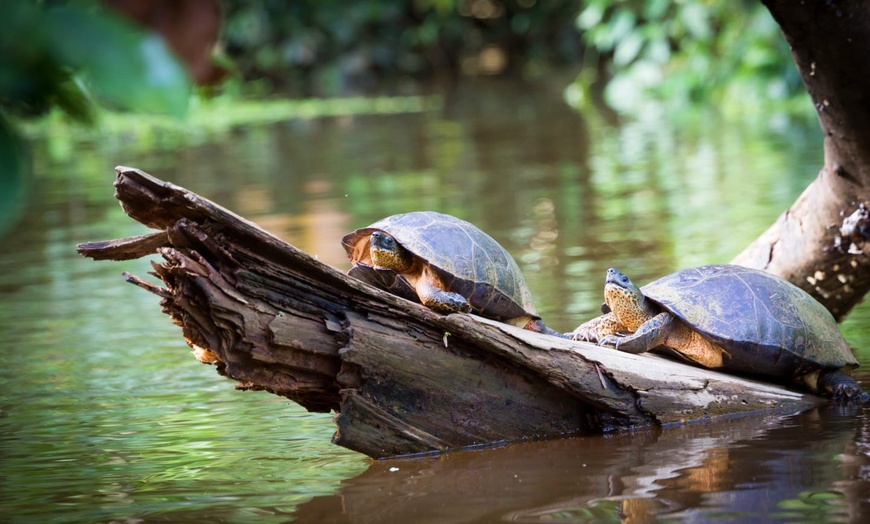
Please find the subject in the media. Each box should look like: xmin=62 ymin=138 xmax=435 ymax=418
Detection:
xmin=76 ymin=167 xmax=822 ymax=459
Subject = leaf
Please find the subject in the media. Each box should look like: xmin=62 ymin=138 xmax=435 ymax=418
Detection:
xmin=644 ymin=34 xmax=671 ymax=65
xmin=43 ymin=6 xmax=191 ymax=117
xmin=678 ymin=3 xmax=712 ymax=41
xmin=576 ymin=3 xmax=605 ymax=31
xmin=607 ymin=8 xmax=637 ymax=44
xmin=643 ymin=0 xmax=670 ymax=21
xmin=52 ymin=78 xmax=97 ymax=125
xmin=614 ymin=31 xmax=644 ymax=66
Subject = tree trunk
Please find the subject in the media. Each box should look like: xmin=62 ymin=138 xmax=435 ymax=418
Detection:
xmin=732 ymin=1 xmax=870 ymax=321
xmin=78 ymin=167 xmax=819 ymax=459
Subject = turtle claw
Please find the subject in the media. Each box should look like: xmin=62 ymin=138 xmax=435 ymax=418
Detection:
xmin=819 ymin=371 xmax=868 ymax=403
xmin=599 ymin=334 xmax=621 ymax=349
xmin=833 ymin=385 xmax=869 ymax=404
xmin=570 ymin=329 xmax=598 ymax=343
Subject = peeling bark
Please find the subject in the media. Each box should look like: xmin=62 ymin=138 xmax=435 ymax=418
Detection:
xmin=78 ymin=167 xmax=820 ymax=458
xmin=733 ymin=1 xmax=870 ymax=320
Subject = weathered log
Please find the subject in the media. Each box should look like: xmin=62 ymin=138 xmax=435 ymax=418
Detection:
xmin=78 ymin=167 xmax=820 ymax=458
xmin=733 ymin=1 xmax=870 ymax=320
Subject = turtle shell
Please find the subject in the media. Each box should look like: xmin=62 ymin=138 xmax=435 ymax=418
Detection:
xmin=642 ymin=264 xmax=858 ymax=377
xmin=342 ymin=211 xmax=539 ymax=321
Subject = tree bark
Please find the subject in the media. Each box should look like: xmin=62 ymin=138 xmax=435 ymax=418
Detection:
xmin=732 ymin=1 xmax=870 ymax=321
xmin=78 ymin=167 xmax=819 ymax=459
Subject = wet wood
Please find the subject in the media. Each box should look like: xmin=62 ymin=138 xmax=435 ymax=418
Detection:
xmin=732 ymin=0 xmax=870 ymax=321
xmin=78 ymin=167 xmax=820 ymax=459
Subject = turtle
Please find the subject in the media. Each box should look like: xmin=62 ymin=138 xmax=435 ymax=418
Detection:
xmin=342 ymin=211 xmax=565 ymax=338
xmin=570 ymin=264 xmax=866 ymax=401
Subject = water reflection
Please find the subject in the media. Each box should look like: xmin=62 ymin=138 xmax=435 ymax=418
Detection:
xmin=3 ymin=78 xmax=870 ymax=522
xmin=296 ymin=406 xmax=868 ymax=523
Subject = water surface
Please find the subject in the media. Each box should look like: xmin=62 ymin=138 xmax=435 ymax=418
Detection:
xmin=2 ymin=79 xmax=869 ymax=522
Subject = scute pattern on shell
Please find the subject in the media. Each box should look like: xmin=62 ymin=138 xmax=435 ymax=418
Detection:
xmin=642 ymin=264 xmax=858 ymax=376
xmin=342 ymin=211 xmax=538 ymax=321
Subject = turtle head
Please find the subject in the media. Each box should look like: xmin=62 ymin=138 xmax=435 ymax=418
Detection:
xmin=369 ymin=231 xmax=414 ymax=273
xmin=603 ymin=268 xmax=653 ymax=331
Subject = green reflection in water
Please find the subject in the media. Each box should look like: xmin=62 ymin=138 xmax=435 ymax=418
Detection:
xmin=0 ymin=173 xmax=366 ymax=524
xmin=771 ymin=490 xmax=848 ymax=522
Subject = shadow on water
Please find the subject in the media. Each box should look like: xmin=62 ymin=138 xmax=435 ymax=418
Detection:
xmin=297 ymin=405 xmax=869 ymax=523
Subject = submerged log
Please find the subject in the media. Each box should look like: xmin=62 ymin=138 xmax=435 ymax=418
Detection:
xmin=78 ymin=167 xmax=820 ymax=458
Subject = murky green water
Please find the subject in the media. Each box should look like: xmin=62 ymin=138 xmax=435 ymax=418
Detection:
xmin=2 ymin=79 xmax=869 ymax=522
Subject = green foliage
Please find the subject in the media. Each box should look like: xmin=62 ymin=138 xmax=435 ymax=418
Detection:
xmin=0 ymin=2 xmax=191 ymax=122
xmin=0 ymin=1 xmax=192 ymax=236
xmin=221 ymin=0 xmax=583 ymax=94
xmin=570 ymin=1 xmax=806 ymax=116
xmin=22 ymin=93 xmax=440 ymax=163
xmin=42 ymin=6 xmax=191 ymax=118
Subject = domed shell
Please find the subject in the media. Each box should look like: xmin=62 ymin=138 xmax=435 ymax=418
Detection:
xmin=642 ymin=264 xmax=858 ymax=377
xmin=342 ymin=211 xmax=539 ymax=321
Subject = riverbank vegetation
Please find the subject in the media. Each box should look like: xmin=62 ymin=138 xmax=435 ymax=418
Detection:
xmin=1 ymin=0 xmax=814 ymax=237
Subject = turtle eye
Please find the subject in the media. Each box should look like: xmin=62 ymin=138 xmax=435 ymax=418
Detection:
xmin=373 ymin=232 xmax=395 ymax=248
xmin=621 ymin=275 xmax=628 ymax=284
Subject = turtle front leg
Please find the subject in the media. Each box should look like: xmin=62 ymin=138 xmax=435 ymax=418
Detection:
xmin=600 ymin=312 xmax=673 ymax=354
xmin=570 ymin=313 xmax=621 ymax=343
xmin=601 ymin=313 xmax=727 ymax=368
xmin=816 ymin=370 xmax=869 ymax=402
xmin=416 ymin=278 xmax=471 ymax=313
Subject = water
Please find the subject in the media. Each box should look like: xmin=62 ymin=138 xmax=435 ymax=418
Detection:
xmin=2 ymin=78 xmax=869 ymax=522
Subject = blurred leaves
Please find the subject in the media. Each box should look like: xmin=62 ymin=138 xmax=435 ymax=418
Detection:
xmin=0 ymin=1 xmax=192 ymax=237
xmin=215 ymin=1 xmax=805 ymax=117
xmin=42 ymin=6 xmax=191 ymax=118
xmin=0 ymin=2 xmax=191 ymax=121
xmin=221 ymin=0 xmax=583 ymax=95
xmin=571 ymin=1 xmax=805 ymax=116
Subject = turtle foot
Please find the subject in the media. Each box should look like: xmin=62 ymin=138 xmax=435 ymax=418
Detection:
xmin=818 ymin=371 xmax=868 ymax=403
xmin=599 ymin=334 xmax=622 ymax=348
xmin=569 ymin=327 xmax=598 ymax=343
xmin=835 ymin=388 xmax=869 ymax=403
xmin=421 ymin=288 xmax=471 ymax=314
xmin=569 ymin=313 xmax=626 ymax=344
